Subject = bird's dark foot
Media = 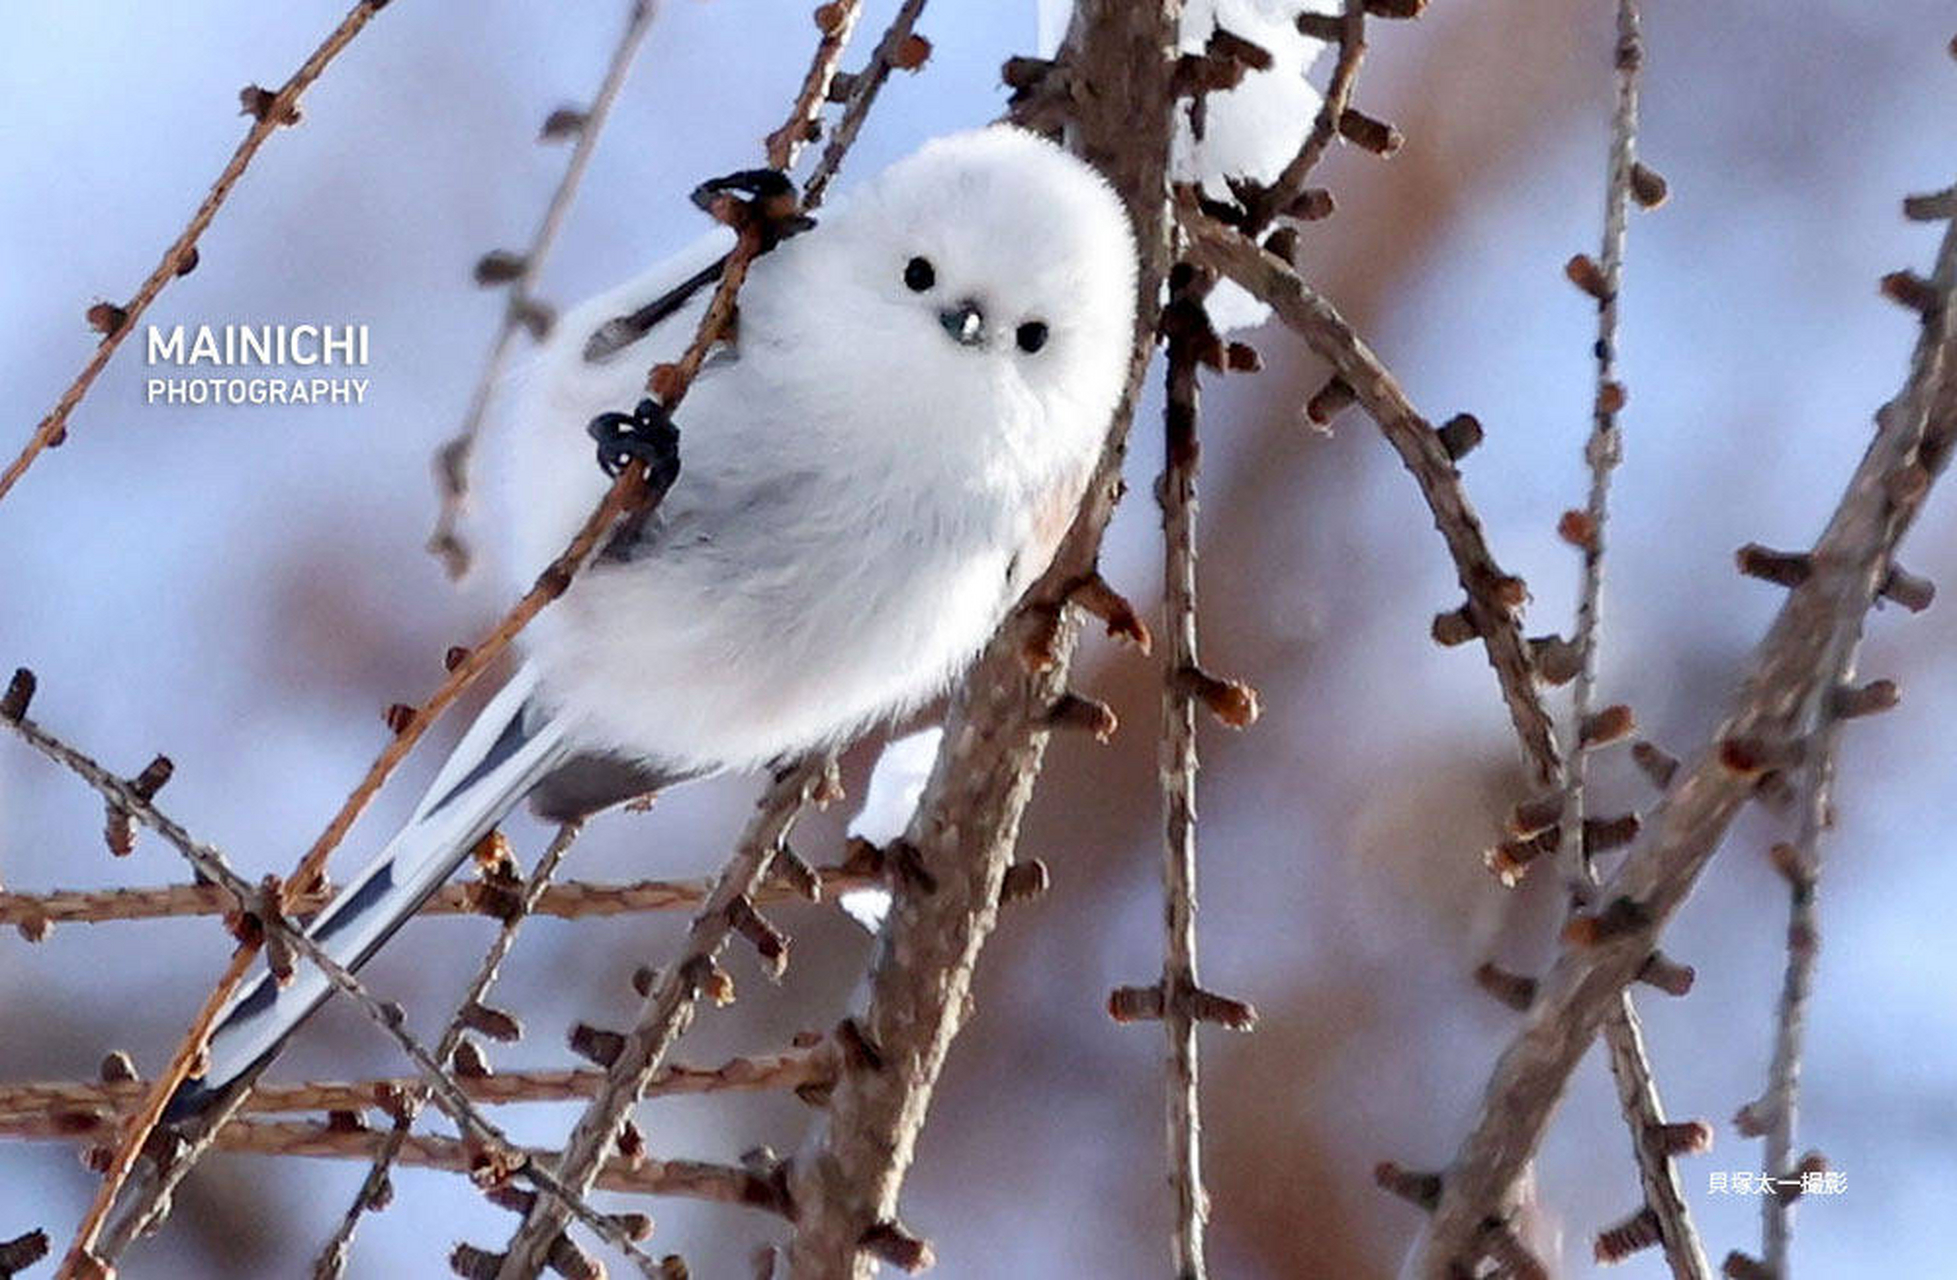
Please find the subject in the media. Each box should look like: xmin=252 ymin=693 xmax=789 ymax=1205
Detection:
xmin=587 ymin=398 xmax=680 ymax=487
xmin=691 ymin=167 xmax=794 ymax=205
xmin=690 ymin=168 xmax=816 ymax=246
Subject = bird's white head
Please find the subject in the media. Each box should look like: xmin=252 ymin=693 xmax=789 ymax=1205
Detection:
xmin=743 ymin=126 xmax=1139 ymax=482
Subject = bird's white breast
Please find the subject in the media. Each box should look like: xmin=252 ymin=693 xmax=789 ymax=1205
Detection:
xmin=494 ymin=247 xmax=1047 ymax=775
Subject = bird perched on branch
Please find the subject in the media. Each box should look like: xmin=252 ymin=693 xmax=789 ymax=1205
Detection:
xmin=165 ymin=125 xmax=1138 ymax=1119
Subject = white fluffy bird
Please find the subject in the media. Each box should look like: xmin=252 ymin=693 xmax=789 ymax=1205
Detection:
xmin=165 ymin=125 xmax=1137 ymax=1119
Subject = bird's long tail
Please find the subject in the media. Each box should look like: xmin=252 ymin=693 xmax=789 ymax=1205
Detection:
xmin=163 ymin=663 xmax=573 ymax=1121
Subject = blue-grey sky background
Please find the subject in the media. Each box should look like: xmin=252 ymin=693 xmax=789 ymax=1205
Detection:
xmin=1 ymin=2 xmax=1953 ymax=1275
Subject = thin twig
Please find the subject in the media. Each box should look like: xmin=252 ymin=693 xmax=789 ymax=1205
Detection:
xmin=1549 ymin=7 xmax=1708 ymax=1274
xmin=763 ymin=0 xmax=865 ymax=175
xmin=1182 ymin=209 xmax=1563 ymax=787
xmin=311 ymin=820 xmax=582 ymax=1280
xmin=1558 ymin=0 xmax=1645 ymax=896
xmin=1239 ymin=0 xmax=1367 ymax=236
xmin=427 ymin=0 xmax=665 ymax=578
xmin=783 ymin=5 xmax=1185 ymax=1273
xmin=0 ymin=0 xmax=392 ymax=507
xmin=0 ymin=1051 xmax=822 ymax=1124
xmin=0 ymin=867 xmax=878 ymax=929
xmin=1595 ymin=996 xmax=1707 ymax=1278
xmin=616 ymin=0 xmax=860 ymax=403
xmin=496 ymin=758 xmax=828 ymax=1278
xmin=78 ymin=0 xmax=864 ymax=1255
xmin=85 ymin=439 xmax=663 ymax=1267
xmin=494 ymin=11 xmax=872 ymax=1270
xmin=0 ymin=709 xmax=660 ymax=1276
xmin=4 ymin=1115 xmax=785 ymax=1211
xmin=1155 ymin=273 xmax=1217 ymax=1280
xmin=1402 ymin=192 xmax=1957 ymax=1278
xmin=801 ymin=0 xmax=930 ymax=209
xmin=1758 ymin=733 xmax=1835 ymax=1272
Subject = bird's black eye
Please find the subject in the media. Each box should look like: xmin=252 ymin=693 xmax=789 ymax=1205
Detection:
xmin=1015 ymin=320 xmax=1049 ymax=354
xmin=903 ymin=256 xmax=935 ymax=292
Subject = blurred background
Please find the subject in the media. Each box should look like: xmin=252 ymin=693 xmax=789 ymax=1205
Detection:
xmin=2 ymin=2 xmax=1954 ymax=1275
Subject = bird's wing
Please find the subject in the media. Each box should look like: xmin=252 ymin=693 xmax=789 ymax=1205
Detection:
xmin=163 ymin=664 xmax=574 ymax=1122
xmin=492 ymin=228 xmax=739 ymax=590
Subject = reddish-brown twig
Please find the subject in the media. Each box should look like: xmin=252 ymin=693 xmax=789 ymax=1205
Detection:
xmin=0 ymin=866 xmax=880 ymax=929
xmin=801 ymin=0 xmax=931 ymax=209
xmin=0 ymin=0 xmax=393 ymax=507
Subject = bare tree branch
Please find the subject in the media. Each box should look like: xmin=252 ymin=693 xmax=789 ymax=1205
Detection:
xmin=1557 ymin=0 xmax=1646 ymax=902
xmin=1158 ymin=274 xmax=1214 ymax=1280
xmin=783 ymin=6 xmax=1186 ymax=1274
xmin=0 ymin=1051 xmax=820 ymax=1124
xmin=5 ymin=1114 xmax=786 ymax=1212
xmin=310 ymin=820 xmax=584 ymax=1279
xmin=1113 ymin=266 xmax=1262 ymax=1280
xmin=490 ymin=9 xmax=877 ymax=1271
xmin=1239 ymin=0 xmax=1367 ymax=235
xmin=802 ymin=0 xmax=931 ymax=209
xmin=0 ymin=701 xmax=661 ymax=1276
xmin=0 ymin=0 xmax=393 ymax=507
xmin=1187 ymin=155 xmax=1957 ymax=1278
xmin=1404 ymin=193 xmax=1957 ymax=1278
xmin=73 ymin=0 xmax=875 ymax=1245
xmin=1547 ymin=8 xmax=1709 ymax=1274
xmin=1182 ymin=208 xmax=1563 ymax=788
xmin=427 ymin=0 xmax=665 ymax=579
xmin=0 ymin=868 xmax=879 ymax=930
xmin=1748 ymin=734 xmax=1837 ymax=1273
xmin=494 ymin=758 xmax=829 ymax=1278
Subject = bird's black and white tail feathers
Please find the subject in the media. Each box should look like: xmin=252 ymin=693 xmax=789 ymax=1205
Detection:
xmin=163 ymin=664 xmax=573 ymax=1122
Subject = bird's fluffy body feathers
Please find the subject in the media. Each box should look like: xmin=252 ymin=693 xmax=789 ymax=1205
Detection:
xmin=510 ymin=126 xmax=1137 ymax=777
xmin=167 ymin=126 xmax=1137 ymax=1118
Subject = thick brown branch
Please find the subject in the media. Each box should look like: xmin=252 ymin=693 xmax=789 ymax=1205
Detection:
xmin=783 ymin=6 xmax=1184 ymax=1275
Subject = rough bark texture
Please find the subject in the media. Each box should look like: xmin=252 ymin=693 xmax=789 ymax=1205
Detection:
xmin=782 ymin=6 xmax=1185 ymax=1275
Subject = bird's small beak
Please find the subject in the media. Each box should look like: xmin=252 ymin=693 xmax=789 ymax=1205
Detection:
xmin=938 ymin=300 xmax=986 ymax=348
